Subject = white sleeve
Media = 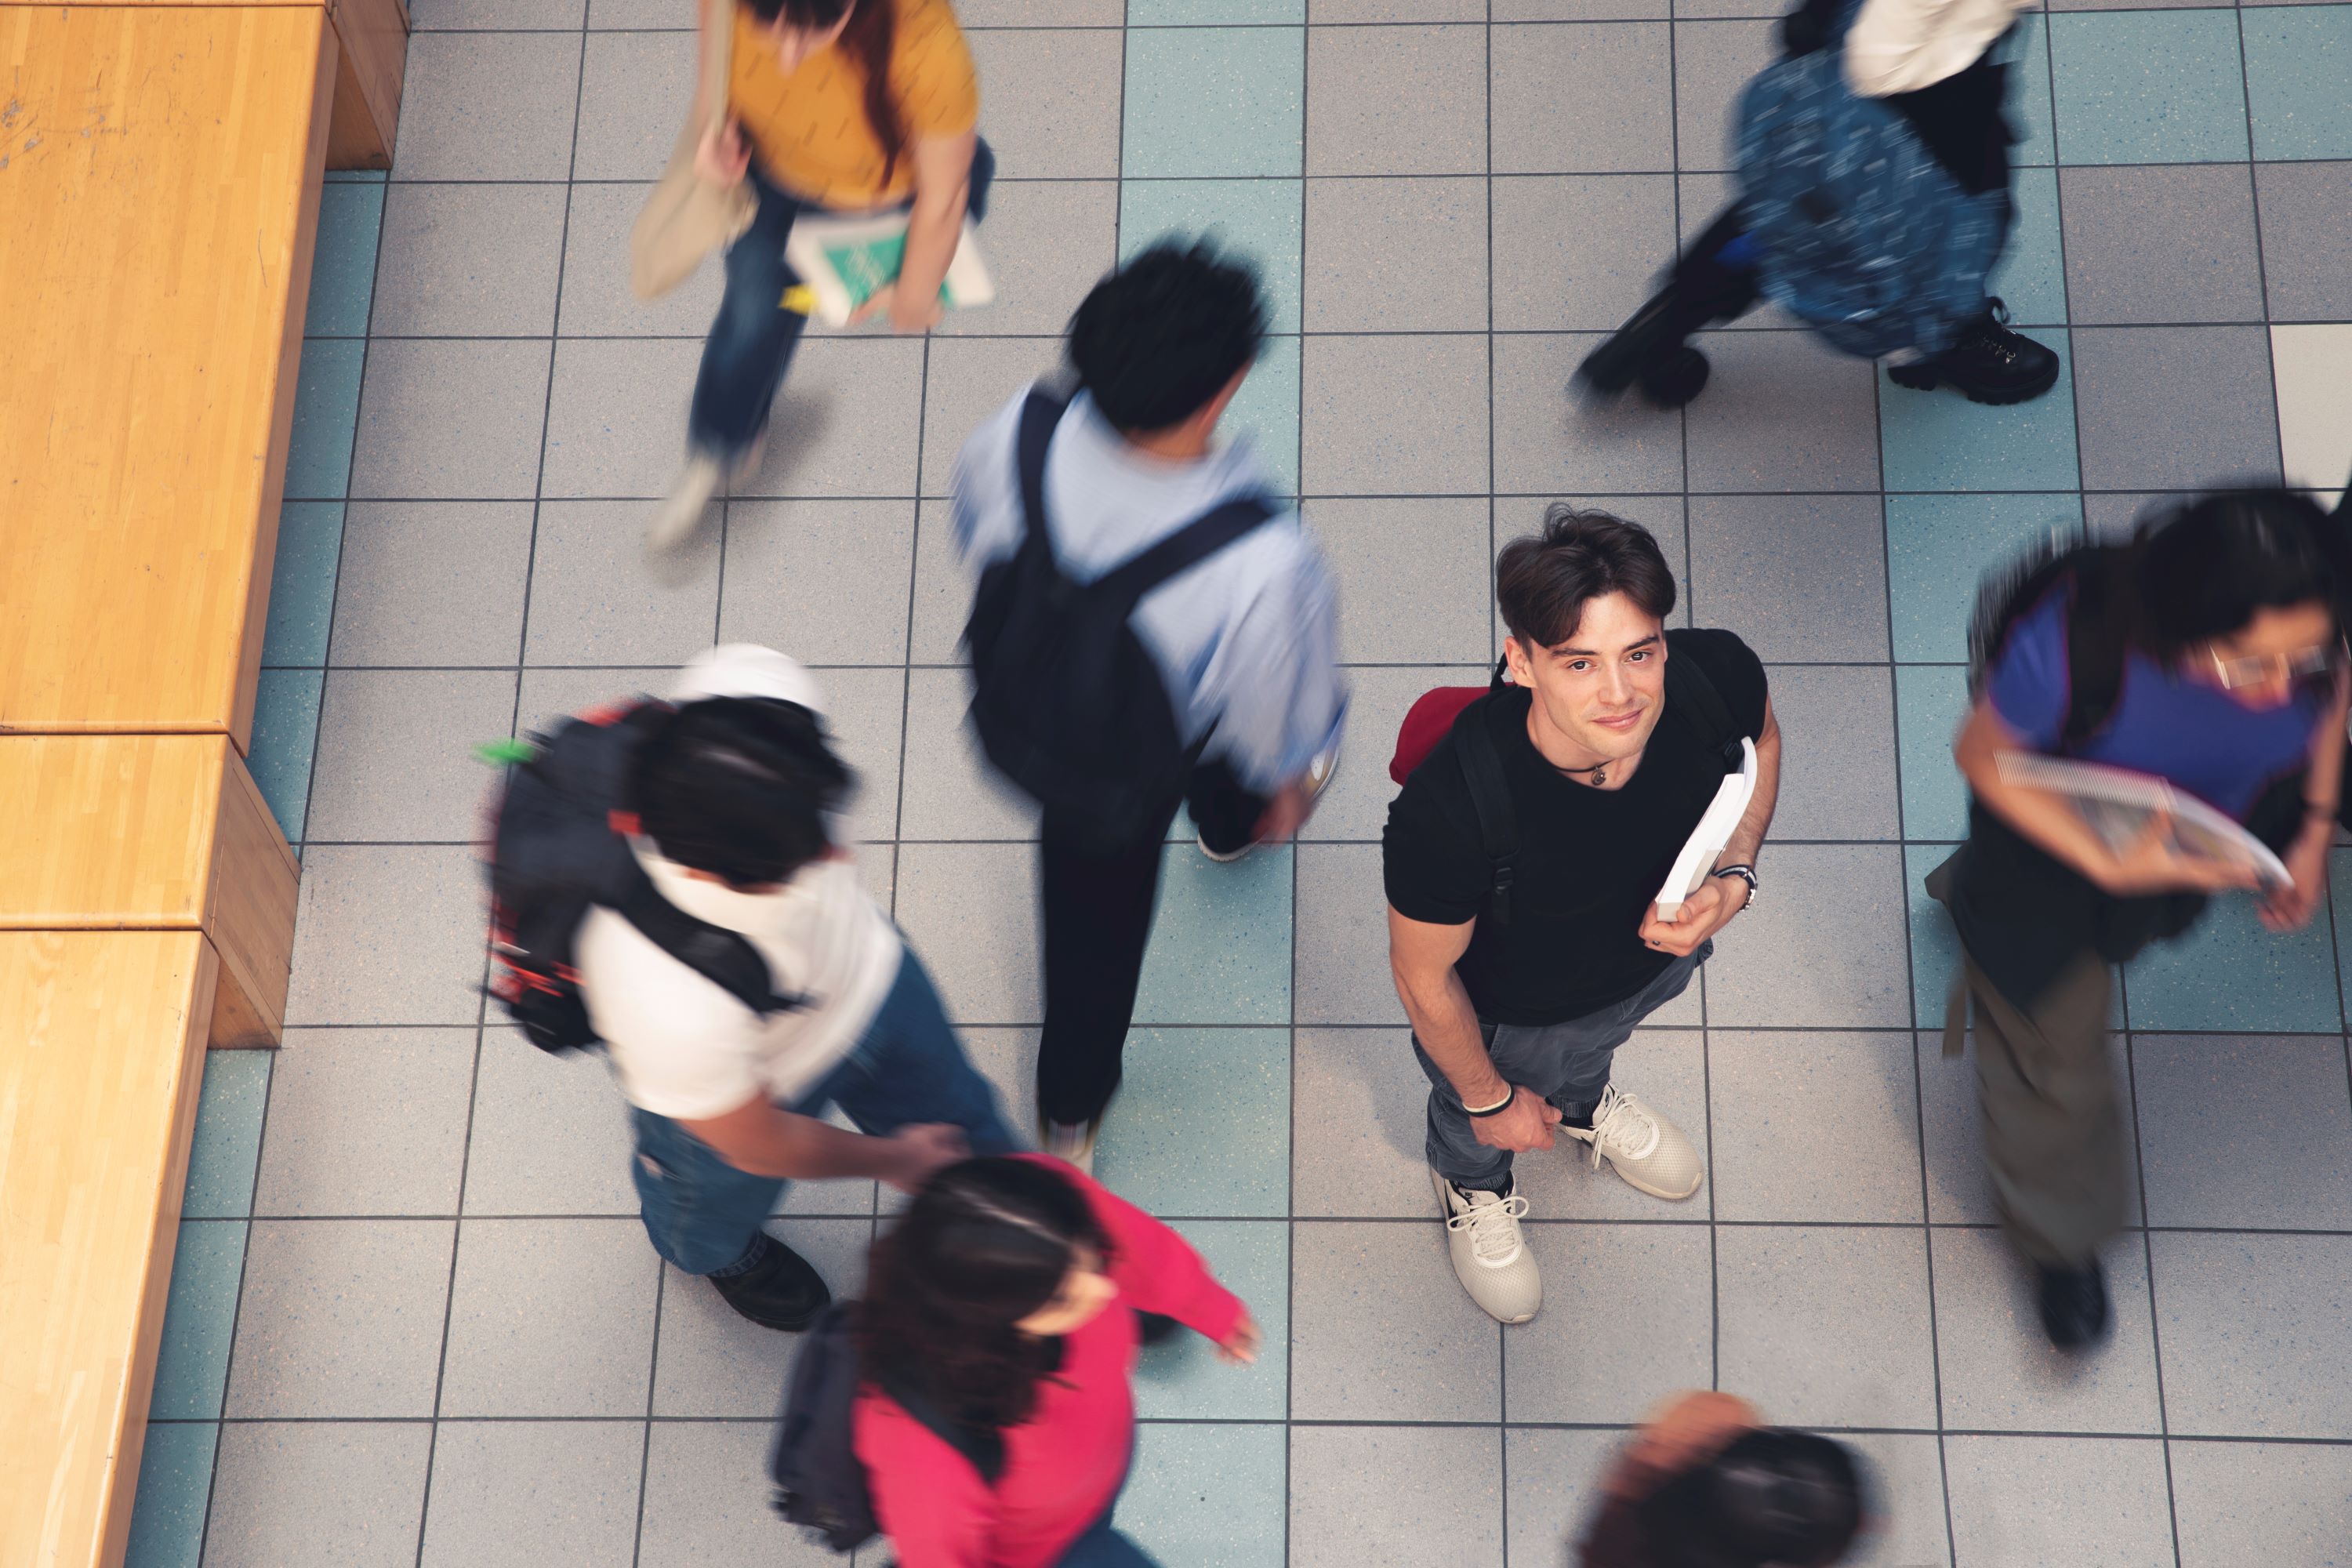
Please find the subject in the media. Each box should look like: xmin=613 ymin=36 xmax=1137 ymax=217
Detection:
xmin=577 ymin=912 xmax=771 ymax=1122
xmin=1843 ymin=0 xmax=2032 ymax=98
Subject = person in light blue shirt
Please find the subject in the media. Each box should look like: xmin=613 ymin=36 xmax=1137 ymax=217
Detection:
xmin=949 ymin=242 xmax=1345 ymax=1168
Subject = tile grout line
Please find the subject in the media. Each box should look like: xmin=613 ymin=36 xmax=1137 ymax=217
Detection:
xmin=1285 ymin=12 xmax=1305 ymax=1561
xmin=1483 ymin=8 xmax=1515 ymax=1561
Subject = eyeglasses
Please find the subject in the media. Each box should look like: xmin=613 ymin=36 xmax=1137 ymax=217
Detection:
xmin=2207 ymin=641 xmax=2342 ymax=691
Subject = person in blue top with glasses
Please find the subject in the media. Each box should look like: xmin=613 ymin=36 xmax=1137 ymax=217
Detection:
xmin=1931 ymin=489 xmax=2349 ymax=1351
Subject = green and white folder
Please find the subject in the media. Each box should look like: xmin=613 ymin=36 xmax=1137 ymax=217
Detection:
xmin=785 ymin=212 xmax=996 ymax=328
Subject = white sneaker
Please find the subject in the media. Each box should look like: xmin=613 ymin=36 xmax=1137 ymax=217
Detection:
xmin=1432 ymin=1167 xmax=1541 ymax=1323
xmin=647 ymin=454 xmax=722 ymax=552
xmin=1040 ymin=1118 xmax=1097 ymax=1176
xmin=1561 ymin=1083 xmax=1704 ymax=1200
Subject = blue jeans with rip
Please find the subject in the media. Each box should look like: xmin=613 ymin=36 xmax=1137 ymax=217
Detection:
xmin=629 ymin=948 xmax=1016 ymax=1276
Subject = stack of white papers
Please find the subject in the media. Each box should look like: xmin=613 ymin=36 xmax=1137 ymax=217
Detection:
xmin=1654 ymin=738 xmax=1759 ymax=922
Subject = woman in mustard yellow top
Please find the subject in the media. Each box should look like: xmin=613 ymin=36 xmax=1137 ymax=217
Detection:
xmin=652 ymin=0 xmax=985 ymax=549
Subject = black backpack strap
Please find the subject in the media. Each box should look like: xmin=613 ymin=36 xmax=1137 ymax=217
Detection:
xmin=1014 ymin=387 xmax=1073 ymax=555
xmin=1664 ymin=648 xmax=1747 ymax=773
xmin=1452 ymin=702 xmax=1520 ymax=927
xmin=612 ymin=864 xmax=809 ymax=1018
xmin=1093 ymin=496 xmax=1280 ymax=610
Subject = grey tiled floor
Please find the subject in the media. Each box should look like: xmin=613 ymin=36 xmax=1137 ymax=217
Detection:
xmin=131 ymin=0 xmax=2352 ymax=1565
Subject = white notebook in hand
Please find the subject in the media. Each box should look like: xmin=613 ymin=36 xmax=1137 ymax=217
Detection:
xmin=1653 ymin=738 xmax=1759 ymax=923
xmin=1995 ymin=753 xmax=2292 ymax=891
xmin=784 ymin=212 xmax=996 ymax=328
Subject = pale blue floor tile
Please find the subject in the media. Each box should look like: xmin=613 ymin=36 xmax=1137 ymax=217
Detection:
xmin=281 ymin=338 xmax=367 ymax=501
xmin=123 ymin=1421 xmax=217 ymax=1568
xmin=150 ymin=1221 xmax=248 ymax=1421
xmin=1896 ymin=665 xmax=1971 ymax=842
xmin=1878 ymin=334 xmax=2078 ymax=492
xmin=1120 ymin=178 xmax=1304 ymax=334
xmin=1094 ymin=1028 xmax=1290 ymax=1218
xmin=1121 ymin=1422 xmax=1287 ymax=1568
xmin=1907 ymin=842 xmax=1963 ymax=1029
xmin=2127 ymin=893 xmax=2343 ymax=1033
xmin=182 ymin=1051 xmax=273 ymax=1218
xmin=259 ymin=503 xmax=345 ymax=670
xmin=1886 ymin=492 xmax=2083 ymax=662
xmin=2012 ymin=16 xmax=2056 ymax=169
xmin=1134 ymin=1220 xmax=1289 ymax=1421
xmin=323 ymin=169 xmax=390 ymax=183
xmin=1134 ymin=845 xmax=1293 ymax=1025
xmin=305 ymin=180 xmax=386 ymax=338
xmin=2049 ymin=9 xmax=2251 ymax=165
xmin=2329 ymin=851 xmax=2352 ymax=1026
xmin=1123 ymin=27 xmax=1305 ymax=179
xmin=1222 ymin=336 xmax=1300 ymax=497
xmin=1988 ymin=165 xmax=2066 ymax=328
xmin=2242 ymin=6 xmax=2352 ymax=162
xmin=1133 ymin=0 xmax=1302 ymax=19
xmin=247 ymin=667 xmax=325 ymax=844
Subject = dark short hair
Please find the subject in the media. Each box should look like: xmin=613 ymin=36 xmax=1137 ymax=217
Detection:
xmin=629 ymin=696 xmax=853 ymax=887
xmin=1496 ymin=505 xmax=1677 ymax=650
xmin=1641 ymin=1428 xmax=1867 ymax=1568
xmin=1067 ymin=241 xmax=1267 ymax=434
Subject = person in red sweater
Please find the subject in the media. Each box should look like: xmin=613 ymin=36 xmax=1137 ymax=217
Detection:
xmin=853 ymin=1155 xmax=1262 ymax=1567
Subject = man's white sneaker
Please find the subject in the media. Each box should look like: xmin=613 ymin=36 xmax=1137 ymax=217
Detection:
xmin=1561 ymin=1083 xmax=1704 ymax=1200
xmin=648 ymin=454 xmax=722 ymax=552
xmin=1432 ymin=1167 xmax=1542 ymax=1323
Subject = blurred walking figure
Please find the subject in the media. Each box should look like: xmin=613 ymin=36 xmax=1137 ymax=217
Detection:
xmin=1578 ymin=1392 xmax=1867 ymax=1568
xmin=951 ymin=242 xmax=1345 ymax=1171
xmin=650 ymin=0 xmax=989 ymax=548
xmin=851 ymin=1156 xmax=1261 ymax=1566
xmin=1577 ymin=0 xmax=2055 ymax=409
xmin=1936 ymin=492 xmax=2348 ymax=1347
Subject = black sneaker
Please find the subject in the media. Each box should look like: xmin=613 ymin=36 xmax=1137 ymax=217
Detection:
xmin=709 ymin=1232 xmax=832 ymax=1332
xmin=1887 ymin=299 xmax=2062 ymax=406
xmin=2036 ymin=1260 xmax=2111 ymax=1350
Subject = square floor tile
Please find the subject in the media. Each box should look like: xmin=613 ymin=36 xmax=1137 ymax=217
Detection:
xmin=2136 ymin=1034 xmax=2352 ymax=1229
xmin=1766 ymin=665 xmax=1900 ymax=841
xmin=2059 ymin=164 xmax=2265 ymax=325
xmin=1506 ymin=1224 xmax=1711 ymax=1421
xmin=1312 ymin=663 xmax=1488 ymax=843
xmin=2051 ymin=9 xmax=2251 ymax=165
xmin=418 ymin=1421 xmax=640 ymax=1568
xmin=895 ymin=842 xmax=1040 ymax=1023
xmin=717 ymin=498 xmax=915 ymax=664
xmin=1134 ymin=1219 xmax=1290 ymax=1421
xmin=1290 ymin=1219 xmax=1498 ymax=1421
xmin=1292 ymin=844 xmax=1390 ymax=1025
xmin=305 ymin=669 xmax=518 ymax=842
xmin=1494 ymin=333 xmax=1686 ymax=493
xmin=1491 ymin=174 xmax=1677 ymax=332
xmin=372 ymin=183 xmax=567 ymax=336
xmin=184 ymin=1047 xmax=272 ymax=1218
xmin=225 ymin=1219 xmax=455 ymax=1417
xmin=151 ymin=1219 xmax=246 ymax=1421
xmin=1301 ymin=334 xmax=1488 ymax=495
xmin=523 ymin=499 xmax=722 ymax=664
xmin=2256 ymin=162 xmax=2352 ymax=320
xmin=1886 ymin=492 xmax=2082 ymax=663
xmin=651 ymin=1218 xmax=871 ymax=1416
xmin=1122 ymin=178 xmax=1304 ymax=334
xmin=1684 ymin=332 xmax=1882 ymax=492
xmin=964 ymin=0 xmax=1123 ymax=17
xmin=1943 ymin=1435 xmax=2175 ymax=1566
xmin=2125 ymin=889 xmax=2340 ymax=1032
xmin=2170 ymin=1439 xmax=2352 ymax=1568
xmin=636 ymin=1421 xmax=844 ymax=1568
xmin=1093 ymin=1029 xmax=1289 ymax=1217
xmin=1988 ymin=164 xmax=2067 ymax=327
xmin=2244 ymin=6 xmax=2352 ymax=160
xmin=1907 ymin=843 xmax=1965 ymax=1030
xmin=328 ymin=501 xmax=532 ymax=666
xmin=248 ymin=668 xmax=324 ymax=841
xmin=1878 ymin=333 xmax=2081 ymax=492
xmin=284 ymin=338 xmax=367 ymax=501
xmin=738 ymin=337 xmax=929 ymax=499
xmin=1710 ymin=1032 xmax=1924 ymax=1221
xmin=2155 ymin=1231 xmax=2352 ymax=1438
xmin=390 ymin=32 xmax=583 ymax=181
xmin=1491 ymin=23 xmax=1672 ymax=173
xmin=411 ymin=0 xmax=584 ymax=28
xmin=916 ymin=336 xmax=1065 ymax=496
xmin=1306 ymin=25 xmax=1486 ymax=176
xmin=1292 ymin=1027 xmax=1439 ymax=1217
xmin=285 ymin=846 xmax=488 ymax=1025
xmin=1290 ymin=1425 xmax=1503 ymax=1568
xmin=941 ymin=179 xmax=1117 ymax=336
xmin=1512 ymin=1029 xmax=1711 ymax=1218
xmin=1686 ymin=494 xmax=1889 ymax=661
xmin=1705 ymin=845 xmax=1911 ymax=1024
xmin=305 ymin=180 xmax=386 ymax=338
xmin=439 ymin=1218 xmax=659 ymax=1417
xmin=350 ymin=338 xmax=552 ymax=499
xmin=204 ymin=1422 xmax=433 ymax=1568
xmin=125 ymin=1420 xmax=216 ymax=1568
xmin=1225 ymin=335 xmax=1302 ymax=495
xmin=1312 ymin=496 xmax=1491 ymax=662
xmin=1303 ymin=176 xmax=1486 ymax=332
xmin=1896 ymin=663 xmax=1971 ymax=842
xmin=1319 ymin=0 xmax=1481 ymax=14
xmin=895 ymin=664 xmax=1030 ymax=840
xmin=1126 ymin=27 xmax=1304 ymax=179
xmin=2276 ymin=325 xmax=2352 ymax=501
xmin=541 ymin=336 xmax=702 ymax=501
xmin=255 ymin=1029 xmax=475 ymax=1216
xmin=1121 ymin=1423 xmax=1287 ymax=1568
xmin=557 ymin=180 xmax=724 ymax=339
xmin=572 ymin=31 xmax=695 ymax=181
xmin=261 ymin=502 xmax=345 ymax=670
xmin=1675 ymin=19 xmax=1778 ymax=171
xmin=1716 ymin=1225 xmax=1938 ymax=1427
xmin=967 ymin=30 xmax=1126 ymax=180
xmin=463 ymin=1026 xmax=637 ymax=1215
xmin=1931 ymin=1227 xmax=2165 ymax=1434
xmin=1501 ymin=1428 xmax=1632 ymax=1567
xmin=1135 ymin=845 xmax=1294 ymax=1025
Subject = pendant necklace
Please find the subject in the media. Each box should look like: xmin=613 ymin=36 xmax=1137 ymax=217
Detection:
xmin=1555 ymin=760 xmax=1610 ymax=788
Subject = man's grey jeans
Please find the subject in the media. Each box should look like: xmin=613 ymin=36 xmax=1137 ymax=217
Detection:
xmin=1415 ymin=944 xmax=1708 ymax=1194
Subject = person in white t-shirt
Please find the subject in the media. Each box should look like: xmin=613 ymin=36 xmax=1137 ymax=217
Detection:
xmin=579 ymin=645 xmax=1015 ymax=1330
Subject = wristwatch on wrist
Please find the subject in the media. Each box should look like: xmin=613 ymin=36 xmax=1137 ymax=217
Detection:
xmin=1712 ymin=863 xmax=1759 ymax=906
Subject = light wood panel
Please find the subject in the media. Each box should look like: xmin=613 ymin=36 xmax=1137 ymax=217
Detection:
xmin=204 ymin=751 xmax=303 ymax=1045
xmin=0 ymin=931 xmax=216 ymax=1568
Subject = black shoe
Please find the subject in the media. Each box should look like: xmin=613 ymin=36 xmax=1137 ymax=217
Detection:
xmin=709 ymin=1233 xmax=832 ymax=1332
xmin=1576 ymin=283 xmax=1700 ymax=397
xmin=2036 ymin=1260 xmax=2110 ymax=1350
xmin=1637 ymin=346 xmax=1711 ymax=409
xmin=1887 ymin=299 xmax=2061 ymax=406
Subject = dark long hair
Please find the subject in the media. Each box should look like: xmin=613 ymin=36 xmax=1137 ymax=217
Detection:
xmin=857 ymin=1158 xmax=1110 ymax=1431
xmin=740 ymin=0 xmax=904 ymax=183
xmin=1634 ymin=1428 xmax=1866 ymax=1568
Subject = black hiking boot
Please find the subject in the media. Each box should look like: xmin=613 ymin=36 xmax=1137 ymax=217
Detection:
xmin=709 ymin=1232 xmax=832 ymax=1332
xmin=1887 ymin=299 xmax=2061 ymax=406
xmin=2036 ymin=1260 xmax=2111 ymax=1351
xmin=1575 ymin=285 xmax=1718 ymax=408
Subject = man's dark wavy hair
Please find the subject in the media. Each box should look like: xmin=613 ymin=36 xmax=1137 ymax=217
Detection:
xmin=1067 ymin=240 xmax=1267 ymax=434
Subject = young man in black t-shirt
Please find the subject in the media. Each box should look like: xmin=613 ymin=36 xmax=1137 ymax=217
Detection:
xmin=1384 ymin=508 xmax=1782 ymax=1322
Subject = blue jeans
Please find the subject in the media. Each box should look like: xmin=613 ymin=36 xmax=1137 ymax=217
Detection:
xmin=629 ymin=949 xmax=1016 ymax=1275
xmin=1055 ymin=1471 xmax=1157 ymax=1568
xmin=688 ymin=139 xmax=997 ymax=462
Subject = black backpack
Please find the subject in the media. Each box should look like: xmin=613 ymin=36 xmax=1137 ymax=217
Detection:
xmin=484 ymin=700 xmax=808 ymax=1054
xmin=964 ymin=389 xmax=1279 ymax=843
xmin=769 ymin=1302 xmax=1005 ymax=1552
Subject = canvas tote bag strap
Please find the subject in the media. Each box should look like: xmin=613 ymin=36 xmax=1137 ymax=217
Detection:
xmin=697 ymin=0 xmax=734 ymax=140
xmin=630 ymin=0 xmax=755 ymax=298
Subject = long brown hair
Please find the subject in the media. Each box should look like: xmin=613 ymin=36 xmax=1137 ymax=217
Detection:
xmin=742 ymin=0 xmax=905 ymax=182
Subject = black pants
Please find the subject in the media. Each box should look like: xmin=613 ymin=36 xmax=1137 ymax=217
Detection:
xmin=1035 ymin=758 xmax=1266 ymax=1127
